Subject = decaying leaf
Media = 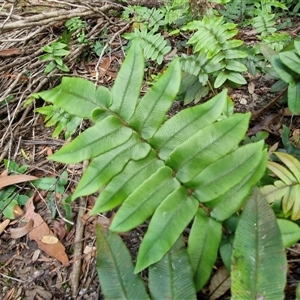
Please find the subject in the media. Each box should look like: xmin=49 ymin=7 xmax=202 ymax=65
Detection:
xmin=209 ymin=265 xmax=231 ymax=300
xmin=41 ymin=235 xmax=59 ymax=244
xmin=0 ymin=219 xmax=10 ymax=235
xmin=0 ymin=174 xmax=38 ymax=189
xmin=24 ymin=197 xmax=69 ymax=264
xmin=0 ymin=48 xmax=20 ymax=57
xmin=10 ymin=219 xmax=34 ymax=239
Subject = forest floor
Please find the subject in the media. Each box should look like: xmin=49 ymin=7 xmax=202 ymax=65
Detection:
xmin=0 ymin=1 xmax=300 ymax=299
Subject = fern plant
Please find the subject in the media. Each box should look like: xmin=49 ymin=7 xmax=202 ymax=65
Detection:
xmin=121 ymin=1 xmax=189 ymax=64
xmin=270 ymin=39 xmax=300 ymax=114
xmin=180 ymin=14 xmax=248 ymax=96
xmin=95 ymin=189 xmax=287 ymax=299
xmin=261 ymin=152 xmax=300 ymax=220
xmin=35 ymin=105 xmax=82 ymax=139
xmin=123 ymin=28 xmax=171 ymax=64
xmin=33 ymin=42 xmax=268 ymax=288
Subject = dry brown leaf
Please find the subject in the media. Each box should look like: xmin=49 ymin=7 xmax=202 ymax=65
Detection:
xmin=0 ymin=219 xmax=10 ymax=235
xmin=51 ymin=220 xmax=67 ymax=240
xmin=0 ymin=174 xmax=38 ymax=190
xmin=10 ymin=219 xmax=34 ymax=239
xmin=0 ymin=48 xmax=20 ymax=57
xmin=24 ymin=197 xmax=69 ymax=264
xmin=13 ymin=204 xmax=24 ymax=217
xmin=32 ymin=249 xmax=41 ymax=262
xmin=3 ymin=287 xmax=15 ymax=300
xmin=268 ymin=142 xmax=279 ymax=156
xmin=248 ymin=81 xmax=255 ymax=94
xmin=83 ymin=245 xmax=96 ymax=260
xmin=40 ymin=235 xmax=59 ymax=244
xmin=209 ymin=265 xmax=231 ymax=300
xmin=99 ymin=56 xmax=112 ymax=77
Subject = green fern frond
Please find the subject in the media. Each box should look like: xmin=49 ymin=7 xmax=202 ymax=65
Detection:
xmin=252 ymin=12 xmax=276 ymax=37
xmin=182 ymin=15 xmax=247 ymax=88
xmin=261 ymin=152 xmax=300 ymax=220
xmin=34 ymin=43 xmax=267 ymax=280
xmin=124 ymin=29 xmax=171 ymax=64
xmin=35 ymin=105 xmax=82 ymax=139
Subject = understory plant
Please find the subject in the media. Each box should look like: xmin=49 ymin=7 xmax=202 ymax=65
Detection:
xmin=30 ymin=42 xmax=296 ymax=297
xmin=179 ymin=14 xmax=248 ymax=103
xmin=271 ymin=39 xmax=300 ymax=114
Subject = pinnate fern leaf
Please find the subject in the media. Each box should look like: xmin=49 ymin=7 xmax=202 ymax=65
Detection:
xmin=182 ymin=15 xmax=247 ymax=88
xmin=124 ymin=29 xmax=171 ymax=64
xmin=35 ymin=43 xmax=267 ymax=274
xmin=261 ymin=152 xmax=300 ymax=220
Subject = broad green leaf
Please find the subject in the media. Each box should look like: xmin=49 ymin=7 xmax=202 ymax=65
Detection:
xmin=39 ymin=53 xmax=53 ymax=61
xmin=91 ymin=150 xmax=164 ymax=213
xmin=150 ymin=90 xmax=227 ymax=160
xmin=110 ymin=42 xmax=144 ymax=121
xmin=96 ymin=226 xmax=149 ymax=300
xmin=50 ymin=116 xmax=132 ymax=164
xmin=279 ymin=51 xmax=300 ymax=74
xmin=72 ymin=133 xmax=151 ymax=200
xmin=272 ymin=55 xmax=295 ymax=84
xmin=129 ymin=59 xmax=181 ymax=139
xmin=288 ymin=82 xmax=300 ymax=115
xmin=209 ymin=151 xmax=267 ymax=221
xmin=277 ymin=218 xmax=300 ymax=247
xmin=231 ymin=189 xmax=287 ymax=300
xmin=110 ymin=166 xmax=180 ymax=232
xmin=44 ymin=61 xmax=57 ymax=74
xmin=31 ymin=177 xmax=58 ymax=191
xmin=225 ymin=60 xmax=247 ymax=72
xmin=222 ymin=39 xmax=243 ymax=49
xmin=214 ymin=71 xmax=228 ymax=88
xmin=295 ymin=40 xmax=300 ymax=55
xmin=2 ymin=199 xmax=18 ymax=219
xmin=188 ymin=208 xmax=222 ymax=291
xmin=35 ymin=77 xmax=111 ymax=118
xmin=135 ymin=187 xmax=198 ymax=273
xmin=219 ymin=235 xmax=234 ymax=272
xmin=192 ymin=141 xmax=264 ymax=200
xmin=227 ymin=72 xmax=247 ymax=85
xmin=224 ymin=50 xmax=247 ymax=59
xmin=149 ymin=237 xmax=196 ymax=300
xmin=167 ymin=113 xmax=250 ymax=184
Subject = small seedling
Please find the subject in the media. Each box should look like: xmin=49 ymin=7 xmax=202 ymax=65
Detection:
xmin=40 ymin=42 xmax=70 ymax=74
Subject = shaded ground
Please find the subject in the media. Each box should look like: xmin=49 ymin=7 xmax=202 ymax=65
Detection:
xmin=1 ymin=1 xmax=300 ymax=299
